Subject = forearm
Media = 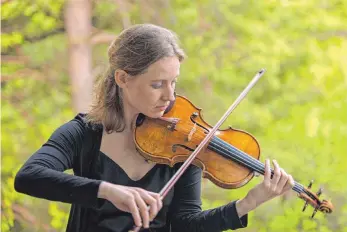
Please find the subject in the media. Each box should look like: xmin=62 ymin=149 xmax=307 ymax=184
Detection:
xmin=171 ymin=200 xmax=248 ymax=232
xmin=15 ymin=164 xmax=102 ymax=208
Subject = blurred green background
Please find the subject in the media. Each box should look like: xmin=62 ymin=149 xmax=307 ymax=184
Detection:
xmin=1 ymin=0 xmax=347 ymax=231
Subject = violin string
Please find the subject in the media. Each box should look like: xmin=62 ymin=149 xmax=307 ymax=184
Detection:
xmin=211 ymin=138 xmax=267 ymax=174
xmin=207 ymin=139 xmax=316 ymax=203
xmin=176 ymin=122 xmax=268 ymax=173
xmin=175 ymin=122 xmax=305 ymax=194
xmin=211 ymin=138 xmax=304 ymax=193
xmin=210 ymin=136 xmax=304 ymax=194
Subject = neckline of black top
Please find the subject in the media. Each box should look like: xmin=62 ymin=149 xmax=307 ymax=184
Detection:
xmin=99 ymin=150 xmax=159 ymax=183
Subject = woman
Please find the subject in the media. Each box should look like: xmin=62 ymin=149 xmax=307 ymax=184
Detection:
xmin=14 ymin=24 xmax=294 ymax=232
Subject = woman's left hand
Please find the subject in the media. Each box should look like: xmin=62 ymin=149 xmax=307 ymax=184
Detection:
xmin=246 ymin=159 xmax=295 ymax=208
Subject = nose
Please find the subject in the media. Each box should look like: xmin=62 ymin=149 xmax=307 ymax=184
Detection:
xmin=163 ymin=85 xmax=175 ymax=102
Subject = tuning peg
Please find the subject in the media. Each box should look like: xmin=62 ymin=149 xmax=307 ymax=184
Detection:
xmin=302 ymin=201 xmax=309 ymax=212
xmin=311 ymin=206 xmax=319 ymax=218
xmin=302 ymin=180 xmax=314 ymax=212
xmin=316 ymin=187 xmax=323 ymax=196
xmin=308 ymin=180 xmax=313 ymax=189
xmin=310 ymin=187 xmax=324 ymax=218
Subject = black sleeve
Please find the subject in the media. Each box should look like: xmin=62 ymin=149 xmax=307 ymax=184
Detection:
xmin=169 ymin=164 xmax=248 ymax=231
xmin=14 ymin=116 xmax=102 ymax=208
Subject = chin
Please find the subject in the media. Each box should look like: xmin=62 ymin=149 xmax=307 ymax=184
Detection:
xmin=144 ymin=110 xmax=165 ymax=118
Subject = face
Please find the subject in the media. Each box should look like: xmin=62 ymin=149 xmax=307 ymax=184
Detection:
xmin=118 ymin=56 xmax=180 ymax=118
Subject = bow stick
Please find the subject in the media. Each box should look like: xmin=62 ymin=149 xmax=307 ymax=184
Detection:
xmin=130 ymin=68 xmax=266 ymax=232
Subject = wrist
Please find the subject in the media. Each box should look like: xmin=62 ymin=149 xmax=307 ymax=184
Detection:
xmin=97 ymin=181 xmax=111 ymax=199
xmin=235 ymin=195 xmax=257 ymax=218
xmin=244 ymin=187 xmax=268 ymax=208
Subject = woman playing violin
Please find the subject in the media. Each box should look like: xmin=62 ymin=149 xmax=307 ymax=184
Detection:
xmin=14 ymin=24 xmax=295 ymax=232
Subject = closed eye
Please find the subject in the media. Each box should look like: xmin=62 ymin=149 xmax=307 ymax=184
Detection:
xmin=151 ymin=81 xmax=163 ymax=89
xmin=151 ymin=78 xmax=178 ymax=89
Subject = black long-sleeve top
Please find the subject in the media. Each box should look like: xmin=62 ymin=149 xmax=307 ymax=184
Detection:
xmin=14 ymin=114 xmax=248 ymax=232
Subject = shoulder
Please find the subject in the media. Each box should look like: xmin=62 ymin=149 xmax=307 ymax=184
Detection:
xmin=67 ymin=113 xmax=103 ymax=133
xmin=73 ymin=113 xmax=101 ymax=129
xmin=49 ymin=113 xmax=102 ymax=145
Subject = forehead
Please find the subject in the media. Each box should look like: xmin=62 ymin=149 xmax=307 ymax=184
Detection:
xmin=146 ymin=56 xmax=180 ymax=78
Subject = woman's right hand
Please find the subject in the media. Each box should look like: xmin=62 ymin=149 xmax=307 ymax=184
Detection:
xmin=97 ymin=181 xmax=163 ymax=228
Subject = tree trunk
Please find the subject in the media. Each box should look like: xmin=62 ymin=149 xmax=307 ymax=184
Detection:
xmin=64 ymin=0 xmax=92 ymax=113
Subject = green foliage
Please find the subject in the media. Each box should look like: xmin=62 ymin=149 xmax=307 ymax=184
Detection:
xmin=49 ymin=202 xmax=69 ymax=230
xmin=1 ymin=0 xmax=65 ymax=54
xmin=2 ymin=0 xmax=347 ymax=231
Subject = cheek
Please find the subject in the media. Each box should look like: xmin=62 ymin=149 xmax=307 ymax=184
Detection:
xmin=131 ymin=86 xmax=159 ymax=107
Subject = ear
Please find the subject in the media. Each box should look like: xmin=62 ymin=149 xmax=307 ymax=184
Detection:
xmin=114 ymin=69 xmax=129 ymax=89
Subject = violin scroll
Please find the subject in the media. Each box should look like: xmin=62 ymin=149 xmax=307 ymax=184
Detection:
xmin=299 ymin=180 xmax=333 ymax=218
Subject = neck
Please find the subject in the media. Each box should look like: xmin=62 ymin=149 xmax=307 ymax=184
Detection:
xmin=208 ymin=136 xmax=306 ymax=194
xmin=119 ymin=100 xmax=140 ymax=136
xmin=103 ymin=101 xmax=139 ymax=150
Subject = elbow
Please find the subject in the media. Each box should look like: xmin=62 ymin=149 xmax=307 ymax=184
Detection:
xmin=14 ymin=169 xmax=28 ymax=193
xmin=14 ymin=165 xmax=36 ymax=194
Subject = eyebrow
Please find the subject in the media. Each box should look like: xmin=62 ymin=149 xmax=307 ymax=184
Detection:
xmin=151 ymin=75 xmax=179 ymax=81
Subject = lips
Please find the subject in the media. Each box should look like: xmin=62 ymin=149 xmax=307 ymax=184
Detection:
xmin=156 ymin=105 xmax=169 ymax=111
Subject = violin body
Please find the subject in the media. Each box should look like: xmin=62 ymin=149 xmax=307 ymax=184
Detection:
xmin=134 ymin=95 xmax=261 ymax=189
xmin=129 ymin=73 xmax=334 ymax=232
xmin=133 ymin=94 xmax=333 ymax=217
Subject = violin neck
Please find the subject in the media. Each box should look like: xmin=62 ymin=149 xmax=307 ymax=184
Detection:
xmin=208 ymin=136 xmax=306 ymax=195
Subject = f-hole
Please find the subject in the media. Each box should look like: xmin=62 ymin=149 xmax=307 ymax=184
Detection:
xmin=190 ymin=112 xmax=209 ymax=133
xmin=172 ymin=144 xmax=195 ymax=153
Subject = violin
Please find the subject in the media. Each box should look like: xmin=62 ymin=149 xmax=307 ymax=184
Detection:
xmin=130 ymin=69 xmax=333 ymax=231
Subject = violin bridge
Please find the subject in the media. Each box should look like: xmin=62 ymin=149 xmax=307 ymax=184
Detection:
xmin=187 ymin=123 xmax=197 ymax=141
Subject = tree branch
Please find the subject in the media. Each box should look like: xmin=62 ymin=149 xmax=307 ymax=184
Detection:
xmin=11 ymin=203 xmax=56 ymax=232
xmin=90 ymin=31 xmax=117 ymax=45
xmin=2 ymin=55 xmax=29 ymax=64
xmin=314 ymin=30 xmax=347 ymax=40
xmin=1 ymin=0 xmax=13 ymax=4
xmin=114 ymin=0 xmax=131 ymax=29
xmin=1 ymin=68 xmax=46 ymax=82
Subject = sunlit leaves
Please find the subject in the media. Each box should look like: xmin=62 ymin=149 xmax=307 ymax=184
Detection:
xmin=2 ymin=0 xmax=347 ymax=231
xmin=1 ymin=0 xmax=65 ymax=53
xmin=49 ymin=203 xmax=69 ymax=230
